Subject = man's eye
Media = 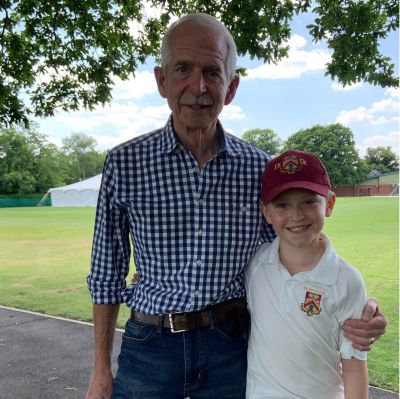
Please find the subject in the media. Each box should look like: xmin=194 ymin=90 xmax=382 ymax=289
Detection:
xmin=176 ymin=65 xmax=188 ymax=73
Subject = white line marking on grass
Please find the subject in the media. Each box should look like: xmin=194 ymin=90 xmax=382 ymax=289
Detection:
xmin=0 ymin=305 xmax=124 ymax=332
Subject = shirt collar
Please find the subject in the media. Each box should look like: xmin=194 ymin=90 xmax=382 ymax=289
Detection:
xmin=270 ymin=234 xmax=340 ymax=286
xmin=159 ymin=116 xmax=181 ymax=154
xmin=159 ymin=115 xmax=239 ymax=158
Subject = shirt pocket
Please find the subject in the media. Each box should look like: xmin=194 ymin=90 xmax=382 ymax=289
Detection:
xmin=222 ymin=202 xmax=262 ymax=244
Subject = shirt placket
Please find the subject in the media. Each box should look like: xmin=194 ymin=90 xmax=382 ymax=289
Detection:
xmin=189 ymin=155 xmax=214 ymax=308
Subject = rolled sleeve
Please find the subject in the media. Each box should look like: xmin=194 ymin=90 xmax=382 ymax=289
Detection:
xmin=87 ymin=154 xmax=131 ymax=304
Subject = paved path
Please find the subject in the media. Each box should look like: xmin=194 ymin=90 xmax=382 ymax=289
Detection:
xmin=0 ymin=306 xmax=398 ymax=399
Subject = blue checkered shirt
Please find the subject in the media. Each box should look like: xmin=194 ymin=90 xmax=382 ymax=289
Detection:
xmin=87 ymin=117 xmax=275 ymax=314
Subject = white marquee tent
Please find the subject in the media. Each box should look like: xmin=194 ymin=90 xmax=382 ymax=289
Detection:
xmin=39 ymin=174 xmax=102 ymax=207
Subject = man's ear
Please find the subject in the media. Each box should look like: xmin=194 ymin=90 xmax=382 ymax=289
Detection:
xmin=325 ymin=192 xmax=336 ymax=217
xmin=224 ymin=75 xmax=240 ymax=105
xmin=154 ymin=66 xmax=167 ymax=98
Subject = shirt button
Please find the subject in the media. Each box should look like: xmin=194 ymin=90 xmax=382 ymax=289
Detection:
xmin=198 ymin=198 xmax=204 ymax=205
xmin=241 ymin=206 xmax=247 ymax=212
xmin=194 ymin=290 xmax=200 ymax=297
xmin=196 ymin=259 xmax=203 ymax=266
xmin=193 ymin=166 xmax=200 ymax=173
xmin=197 ymin=229 xmax=203 ymax=236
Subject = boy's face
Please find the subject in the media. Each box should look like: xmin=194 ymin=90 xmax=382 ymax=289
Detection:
xmin=261 ymin=189 xmax=335 ymax=249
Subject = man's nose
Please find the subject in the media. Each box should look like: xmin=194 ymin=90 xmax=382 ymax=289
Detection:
xmin=189 ymin=71 xmax=207 ymax=95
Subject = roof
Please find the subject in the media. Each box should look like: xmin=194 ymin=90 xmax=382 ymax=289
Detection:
xmin=49 ymin=174 xmax=102 ymax=192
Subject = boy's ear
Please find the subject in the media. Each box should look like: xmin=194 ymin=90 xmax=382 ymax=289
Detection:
xmin=260 ymin=202 xmax=272 ymax=224
xmin=325 ymin=192 xmax=336 ymax=217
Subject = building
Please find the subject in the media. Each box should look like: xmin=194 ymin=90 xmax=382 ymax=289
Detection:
xmin=333 ymin=171 xmax=399 ymax=197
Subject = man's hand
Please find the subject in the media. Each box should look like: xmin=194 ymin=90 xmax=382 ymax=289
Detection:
xmin=86 ymin=369 xmax=113 ymax=399
xmin=342 ymin=297 xmax=387 ymax=351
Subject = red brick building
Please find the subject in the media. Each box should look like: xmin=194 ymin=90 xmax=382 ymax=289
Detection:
xmin=333 ymin=171 xmax=399 ymax=197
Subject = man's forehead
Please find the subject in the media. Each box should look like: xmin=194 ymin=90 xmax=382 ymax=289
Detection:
xmin=170 ymin=25 xmax=227 ymax=56
xmin=169 ymin=40 xmax=227 ymax=67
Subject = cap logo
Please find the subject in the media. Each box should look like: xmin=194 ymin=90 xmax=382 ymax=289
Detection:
xmin=274 ymin=154 xmax=307 ymax=174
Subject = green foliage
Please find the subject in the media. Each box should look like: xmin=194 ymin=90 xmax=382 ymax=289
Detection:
xmin=242 ymin=128 xmax=283 ymax=156
xmin=1 ymin=0 xmax=398 ymax=127
xmin=308 ymin=1 xmax=398 ymax=87
xmin=62 ymin=133 xmax=106 ymax=180
xmin=284 ymin=123 xmax=367 ymax=185
xmin=0 ymin=127 xmax=105 ymax=194
xmin=365 ymin=146 xmax=399 ymax=174
xmin=0 ymin=127 xmax=44 ymax=194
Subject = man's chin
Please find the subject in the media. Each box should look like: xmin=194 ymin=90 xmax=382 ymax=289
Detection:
xmin=176 ymin=114 xmax=217 ymax=131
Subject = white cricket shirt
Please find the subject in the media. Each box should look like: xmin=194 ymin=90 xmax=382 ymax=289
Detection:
xmin=245 ymin=234 xmax=367 ymax=399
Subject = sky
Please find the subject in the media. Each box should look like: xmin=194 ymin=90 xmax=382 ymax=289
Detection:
xmin=35 ymin=11 xmax=399 ymax=158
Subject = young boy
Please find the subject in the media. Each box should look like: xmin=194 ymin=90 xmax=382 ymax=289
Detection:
xmin=245 ymin=150 xmax=368 ymax=399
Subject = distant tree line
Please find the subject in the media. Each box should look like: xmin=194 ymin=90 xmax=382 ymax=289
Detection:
xmin=1 ymin=123 xmax=398 ymax=195
xmin=0 ymin=127 xmax=106 ymax=195
xmin=242 ymin=124 xmax=399 ymax=186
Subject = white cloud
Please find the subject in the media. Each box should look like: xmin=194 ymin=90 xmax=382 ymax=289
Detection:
xmin=336 ymin=106 xmax=371 ymax=125
xmin=357 ymin=130 xmax=400 ymax=157
xmin=41 ymin=100 xmax=171 ymax=150
xmin=220 ymin=104 xmax=246 ymax=120
xmin=112 ymin=71 xmax=158 ymax=100
xmin=244 ymin=34 xmax=331 ymax=80
xmin=386 ymin=87 xmax=400 ymax=98
xmin=370 ymin=97 xmax=398 ymax=114
xmin=288 ymin=34 xmax=307 ymax=50
xmin=331 ymin=82 xmax=363 ymax=92
xmin=336 ymin=91 xmax=399 ymax=126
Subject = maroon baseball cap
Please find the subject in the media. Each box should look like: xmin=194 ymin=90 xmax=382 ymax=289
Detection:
xmin=261 ymin=150 xmax=331 ymax=204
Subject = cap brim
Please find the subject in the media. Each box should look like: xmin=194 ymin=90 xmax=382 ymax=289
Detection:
xmin=261 ymin=181 xmax=330 ymax=204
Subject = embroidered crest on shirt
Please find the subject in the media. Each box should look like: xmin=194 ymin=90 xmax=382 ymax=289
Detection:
xmin=300 ymin=287 xmax=325 ymax=317
xmin=274 ymin=154 xmax=307 ymax=174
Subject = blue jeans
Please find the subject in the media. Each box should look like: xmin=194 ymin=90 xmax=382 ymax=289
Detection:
xmin=112 ymin=310 xmax=249 ymax=398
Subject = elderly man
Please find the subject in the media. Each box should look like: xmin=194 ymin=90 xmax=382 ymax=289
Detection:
xmin=86 ymin=13 xmax=386 ymax=399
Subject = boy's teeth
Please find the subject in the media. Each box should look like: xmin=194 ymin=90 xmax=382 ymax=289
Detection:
xmin=288 ymin=226 xmax=306 ymax=232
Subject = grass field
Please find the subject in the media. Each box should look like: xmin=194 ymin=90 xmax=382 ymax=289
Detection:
xmin=0 ymin=197 xmax=398 ymax=391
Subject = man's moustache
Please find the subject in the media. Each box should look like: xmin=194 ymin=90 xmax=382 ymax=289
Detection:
xmin=179 ymin=95 xmax=213 ymax=106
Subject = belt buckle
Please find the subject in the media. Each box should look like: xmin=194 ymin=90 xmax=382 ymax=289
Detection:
xmin=168 ymin=313 xmax=188 ymax=333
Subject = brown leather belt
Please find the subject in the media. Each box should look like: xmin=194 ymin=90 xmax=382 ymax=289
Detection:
xmin=130 ymin=298 xmax=247 ymax=333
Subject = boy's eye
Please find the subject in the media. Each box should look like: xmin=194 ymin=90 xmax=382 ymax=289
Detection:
xmin=275 ymin=202 xmax=288 ymax=209
xmin=304 ymin=199 xmax=317 ymax=206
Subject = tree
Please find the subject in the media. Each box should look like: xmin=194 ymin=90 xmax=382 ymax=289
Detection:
xmin=1 ymin=0 xmax=398 ymax=127
xmin=34 ymin=143 xmax=72 ymax=193
xmin=0 ymin=127 xmax=38 ymax=194
xmin=62 ymin=133 xmax=106 ymax=180
xmin=364 ymin=146 xmax=399 ymax=174
xmin=242 ymin=128 xmax=282 ymax=156
xmin=283 ymin=124 xmax=367 ymax=185
xmin=0 ymin=127 xmax=103 ymax=194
